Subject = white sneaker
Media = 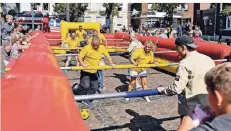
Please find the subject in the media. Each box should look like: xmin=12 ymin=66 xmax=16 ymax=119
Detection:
xmin=125 ymin=98 xmax=130 ymax=101
xmin=144 ymin=96 xmax=150 ymax=102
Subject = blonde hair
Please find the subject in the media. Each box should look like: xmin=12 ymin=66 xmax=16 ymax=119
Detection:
xmin=205 ymin=62 xmax=231 ymax=103
xmin=144 ymin=40 xmax=155 ymax=50
xmin=12 ymin=33 xmax=22 ymax=43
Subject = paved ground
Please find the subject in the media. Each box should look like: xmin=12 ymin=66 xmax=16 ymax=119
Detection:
xmin=58 ymin=56 xmax=181 ymax=131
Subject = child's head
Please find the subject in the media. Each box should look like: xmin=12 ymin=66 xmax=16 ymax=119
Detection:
xmin=205 ymin=62 xmax=231 ymax=115
xmin=22 ymin=35 xmax=29 ymax=43
xmin=12 ymin=33 xmax=23 ymax=44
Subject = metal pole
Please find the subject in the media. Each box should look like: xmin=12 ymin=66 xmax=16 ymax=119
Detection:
xmin=66 ymin=3 xmax=70 ymax=22
xmin=60 ymin=59 xmax=228 ymax=70
xmin=74 ymin=89 xmax=159 ymax=101
xmin=60 ymin=63 xmax=180 ymax=70
xmin=213 ymin=3 xmax=217 ymax=41
xmin=4 ymin=59 xmax=228 ymax=72
xmin=32 ymin=9 xmax=35 ymax=30
xmin=54 ymin=50 xmax=178 ymax=57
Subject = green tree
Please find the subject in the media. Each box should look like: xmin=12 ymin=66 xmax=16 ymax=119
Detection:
xmin=221 ymin=5 xmax=231 ymax=16
xmin=53 ymin=3 xmax=88 ymax=22
xmin=151 ymin=3 xmax=185 ymax=26
xmin=99 ymin=3 xmax=122 ymax=33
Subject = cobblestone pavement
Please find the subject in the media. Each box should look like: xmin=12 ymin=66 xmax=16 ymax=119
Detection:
xmin=58 ymin=56 xmax=181 ymax=131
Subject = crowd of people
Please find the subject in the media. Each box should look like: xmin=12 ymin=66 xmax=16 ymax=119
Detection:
xmin=1 ymin=15 xmax=39 ymax=77
xmin=119 ymin=22 xmax=203 ymax=41
xmin=1 ymin=15 xmax=230 ymax=131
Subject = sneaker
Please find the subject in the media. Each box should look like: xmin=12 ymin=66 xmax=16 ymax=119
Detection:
xmin=82 ymin=100 xmax=93 ymax=107
xmin=125 ymin=98 xmax=130 ymax=101
xmin=144 ymin=96 xmax=150 ymax=102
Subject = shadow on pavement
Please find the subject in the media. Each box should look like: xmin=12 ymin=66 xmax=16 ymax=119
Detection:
xmin=115 ymin=84 xmax=128 ymax=92
xmin=91 ymin=109 xmax=180 ymax=131
xmin=112 ymin=73 xmax=130 ymax=85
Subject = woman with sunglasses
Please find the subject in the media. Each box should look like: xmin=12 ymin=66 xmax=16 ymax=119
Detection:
xmin=126 ymin=41 xmax=158 ymax=102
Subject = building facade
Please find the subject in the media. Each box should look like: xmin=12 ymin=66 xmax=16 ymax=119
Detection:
xmin=19 ymin=3 xmax=55 ymax=15
xmin=84 ymin=3 xmax=128 ymax=32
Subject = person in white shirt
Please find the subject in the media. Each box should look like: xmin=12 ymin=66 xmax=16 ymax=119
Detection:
xmin=127 ymin=33 xmax=144 ymax=90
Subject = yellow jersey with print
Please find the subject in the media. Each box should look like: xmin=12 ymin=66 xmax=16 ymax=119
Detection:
xmin=88 ymin=33 xmax=106 ymax=45
xmin=76 ymin=30 xmax=87 ymax=41
xmin=79 ymin=44 xmax=110 ymax=73
xmin=131 ymin=48 xmax=154 ymax=72
xmin=67 ymin=37 xmax=80 ymax=48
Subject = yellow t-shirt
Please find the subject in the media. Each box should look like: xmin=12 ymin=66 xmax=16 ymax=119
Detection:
xmin=88 ymin=33 xmax=106 ymax=45
xmin=61 ymin=37 xmax=71 ymax=48
xmin=79 ymin=44 xmax=110 ymax=73
xmin=131 ymin=48 xmax=154 ymax=72
xmin=76 ymin=30 xmax=87 ymax=41
xmin=68 ymin=37 xmax=80 ymax=48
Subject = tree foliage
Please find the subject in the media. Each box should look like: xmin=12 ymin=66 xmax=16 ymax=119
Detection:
xmin=151 ymin=3 xmax=185 ymax=25
xmin=221 ymin=5 xmax=231 ymax=16
xmin=99 ymin=3 xmax=122 ymax=33
xmin=53 ymin=3 xmax=88 ymax=22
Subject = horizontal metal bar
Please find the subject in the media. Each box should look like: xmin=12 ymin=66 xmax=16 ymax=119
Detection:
xmin=60 ymin=58 xmax=229 ymax=70
xmin=154 ymin=50 xmax=177 ymax=54
xmin=55 ymin=52 xmax=126 ymax=57
xmin=47 ymin=38 xmax=125 ymax=41
xmin=60 ymin=63 xmax=179 ymax=70
xmin=74 ymin=89 xmax=159 ymax=101
xmin=74 ymin=92 xmax=126 ymax=101
xmin=214 ymin=59 xmax=228 ymax=62
xmin=54 ymin=50 xmax=177 ymax=57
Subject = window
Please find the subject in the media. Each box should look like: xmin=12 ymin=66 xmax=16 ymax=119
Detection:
xmin=84 ymin=17 xmax=91 ymax=22
xmin=117 ymin=16 xmax=123 ymax=26
xmin=96 ymin=16 xmax=102 ymax=23
xmin=43 ymin=3 xmax=49 ymax=11
xmin=31 ymin=3 xmax=40 ymax=10
xmin=226 ymin=16 xmax=231 ymax=30
xmin=118 ymin=7 xmax=122 ymax=11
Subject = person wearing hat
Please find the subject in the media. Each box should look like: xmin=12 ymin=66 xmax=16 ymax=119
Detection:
xmin=157 ymin=35 xmax=215 ymax=125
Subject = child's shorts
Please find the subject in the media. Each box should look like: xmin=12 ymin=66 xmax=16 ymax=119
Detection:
xmin=129 ymin=69 xmax=147 ymax=77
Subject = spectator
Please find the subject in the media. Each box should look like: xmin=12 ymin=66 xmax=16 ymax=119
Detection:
xmin=126 ymin=41 xmax=159 ymax=102
xmin=177 ymin=24 xmax=183 ymax=36
xmin=178 ymin=62 xmax=231 ymax=131
xmin=0 ymin=45 xmax=6 ymax=77
xmin=194 ymin=26 xmax=202 ymax=37
xmin=15 ymin=23 xmax=23 ymax=34
xmin=2 ymin=15 xmax=14 ymax=66
xmin=8 ymin=33 xmax=29 ymax=67
xmin=154 ymin=29 xmax=161 ymax=37
xmin=187 ymin=26 xmax=194 ymax=38
xmin=35 ymin=25 xmax=41 ymax=31
xmin=169 ymin=29 xmax=177 ymax=38
xmin=159 ymin=29 xmax=168 ymax=38
xmin=127 ymin=25 xmax=134 ymax=34
xmin=2 ymin=15 xmax=14 ymax=44
xmin=157 ymin=35 xmax=215 ymax=129
xmin=76 ymin=36 xmax=115 ymax=106
xmin=122 ymin=25 xmax=126 ymax=32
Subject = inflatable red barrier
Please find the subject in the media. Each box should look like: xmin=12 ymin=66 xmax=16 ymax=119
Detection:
xmin=2 ymin=33 xmax=89 ymax=131
xmin=156 ymin=38 xmax=231 ymax=60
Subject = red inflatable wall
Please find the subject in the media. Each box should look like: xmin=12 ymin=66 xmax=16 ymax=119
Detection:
xmin=1 ymin=32 xmax=89 ymax=131
xmin=42 ymin=32 xmax=230 ymax=62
